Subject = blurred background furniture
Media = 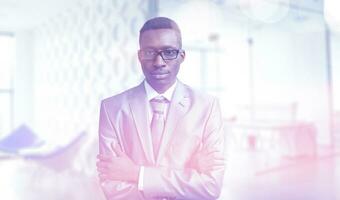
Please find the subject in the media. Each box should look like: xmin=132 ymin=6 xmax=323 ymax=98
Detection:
xmin=21 ymin=130 xmax=87 ymax=172
xmin=230 ymin=102 xmax=317 ymax=158
xmin=0 ymin=125 xmax=44 ymax=158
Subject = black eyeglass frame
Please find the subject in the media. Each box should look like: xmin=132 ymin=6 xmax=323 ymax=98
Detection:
xmin=139 ymin=49 xmax=184 ymax=61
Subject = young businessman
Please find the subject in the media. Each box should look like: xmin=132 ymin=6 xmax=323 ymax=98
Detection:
xmin=97 ymin=17 xmax=225 ymax=200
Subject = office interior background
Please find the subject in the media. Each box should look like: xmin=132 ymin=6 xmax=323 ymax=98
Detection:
xmin=0 ymin=0 xmax=339 ymax=199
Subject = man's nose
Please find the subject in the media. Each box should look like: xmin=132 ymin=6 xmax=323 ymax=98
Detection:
xmin=153 ymin=54 xmax=166 ymax=68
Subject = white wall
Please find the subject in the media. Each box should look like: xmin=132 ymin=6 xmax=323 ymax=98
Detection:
xmin=33 ymin=0 xmax=147 ymax=145
xmin=14 ymin=31 xmax=34 ymax=130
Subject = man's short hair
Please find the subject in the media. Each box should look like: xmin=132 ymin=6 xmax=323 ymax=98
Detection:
xmin=139 ymin=17 xmax=182 ymax=48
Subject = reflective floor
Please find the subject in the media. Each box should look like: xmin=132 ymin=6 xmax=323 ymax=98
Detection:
xmin=1 ymin=147 xmax=340 ymax=200
xmin=0 ymin=154 xmax=104 ymax=200
xmin=221 ymin=147 xmax=340 ymax=200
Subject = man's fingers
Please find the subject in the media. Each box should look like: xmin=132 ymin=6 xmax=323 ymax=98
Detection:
xmin=195 ymin=150 xmax=224 ymax=159
xmin=213 ymin=156 xmax=225 ymax=161
xmin=98 ymin=173 xmax=112 ymax=182
xmin=196 ymin=154 xmax=225 ymax=162
xmin=96 ymin=161 xmax=109 ymax=170
xmin=97 ymin=167 xmax=108 ymax=174
xmin=213 ymin=159 xmax=225 ymax=166
xmin=206 ymin=150 xmax=220 ymax=155
xmin=97 ymin=154 xmax=112 ymax=162
xmin=207 ymin=157 xmax=225 ymax=166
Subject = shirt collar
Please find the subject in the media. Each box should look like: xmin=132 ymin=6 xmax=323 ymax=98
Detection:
xmin=144 ymin=79 xmax=177 ymax=102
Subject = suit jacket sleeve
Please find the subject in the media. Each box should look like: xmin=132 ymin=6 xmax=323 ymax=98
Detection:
xmin=142 ymin=98 xmax=225 ymax=199
xmin=98 ymin=100 xmax=142 ymax=199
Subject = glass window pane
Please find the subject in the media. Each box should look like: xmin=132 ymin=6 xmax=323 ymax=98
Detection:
xmin=332 ymin=35 xmax=340 ymax=111
xmin=0 ymin=94 xmax=11 ymax=137
xmin=178 ymin=50 xmax=202 ymax=88
xmin=0 ymin=35 xmax=15 ymax=89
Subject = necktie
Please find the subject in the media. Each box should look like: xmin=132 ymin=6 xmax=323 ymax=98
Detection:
xmin=150 ymin=96 xmax=168 ymax=159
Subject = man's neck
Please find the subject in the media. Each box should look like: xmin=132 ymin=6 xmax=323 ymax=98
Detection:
xmin=153 ymin=85 xmax=169 ymax=94
xmin=148 ymin=81 xmax=176 ymax=94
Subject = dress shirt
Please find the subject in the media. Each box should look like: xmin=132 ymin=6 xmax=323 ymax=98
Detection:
xmin=138 ymin=79 xmax=177 ymax=191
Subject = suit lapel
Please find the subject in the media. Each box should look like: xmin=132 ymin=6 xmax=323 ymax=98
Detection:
xmin=156 ymin=81 xmax=191 ymax=163
xmin=128 ymin=83 xmax=155 ymax=163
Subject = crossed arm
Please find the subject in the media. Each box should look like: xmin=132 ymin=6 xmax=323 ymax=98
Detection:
xmin=97 ymin=99 xmax=225 ymax=199
xmin=97 ymin=143 xmax=225 ymax=199
xmin=97 ymin=142 xmax=224 ymax=183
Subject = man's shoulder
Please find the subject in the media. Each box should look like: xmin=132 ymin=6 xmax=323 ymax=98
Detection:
xmin=181 ymin=82 xmax=216 ymax=103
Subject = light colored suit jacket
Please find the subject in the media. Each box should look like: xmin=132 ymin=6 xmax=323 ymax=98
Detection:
xmin=99 ymin=80 xmax=225 ymax=200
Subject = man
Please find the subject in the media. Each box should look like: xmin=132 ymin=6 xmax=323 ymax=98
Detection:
xmin=97 ymin=17 xmax=225 ymax=200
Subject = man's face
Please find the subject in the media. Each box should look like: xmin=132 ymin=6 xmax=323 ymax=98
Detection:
xmin=138 ymin=29 xmax=185 ymax=92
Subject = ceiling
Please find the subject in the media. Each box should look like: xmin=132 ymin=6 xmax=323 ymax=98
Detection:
xmin=0 ymin=0 xmax=326 ymax=33
xmin=158 ymin=0 xmax=326 ymax=35
xmin=0 ymin=0 xmax=80 ymax=32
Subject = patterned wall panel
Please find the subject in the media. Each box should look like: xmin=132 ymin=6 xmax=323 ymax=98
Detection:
xmin=33 ymin=0 xmax=148 ymax=173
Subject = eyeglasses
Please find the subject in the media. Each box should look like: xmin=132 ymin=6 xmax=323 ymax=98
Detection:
xmin=139 ymin=49 xmax=183 ymax=61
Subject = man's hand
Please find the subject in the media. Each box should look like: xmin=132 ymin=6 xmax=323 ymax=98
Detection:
xmin=96 ymin=143 xmax=140 ymax=183
xmin=189 ymin=149 xmax=225 ymax=174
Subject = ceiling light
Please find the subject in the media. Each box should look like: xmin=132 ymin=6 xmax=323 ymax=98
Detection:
xmin=324 ymin=0 xmax=340 ymax=32
xmin=239 ymin=0 xmax=290 ymax=23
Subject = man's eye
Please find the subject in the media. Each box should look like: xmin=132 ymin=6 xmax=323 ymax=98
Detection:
xmin=145 ymin=51 xmax=156 ymax=55
xmin=163 ymin=50 xmax=177 ymax=56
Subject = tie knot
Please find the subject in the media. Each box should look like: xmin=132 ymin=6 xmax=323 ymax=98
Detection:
xmin=150 ymin=96 xmax=168 ymax=114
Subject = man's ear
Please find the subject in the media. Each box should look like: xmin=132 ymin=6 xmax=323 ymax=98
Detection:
xmin=137 ymin=50 xmax=142 ymax=62
xmin=179 ymin=50 xmax=185 ymax=63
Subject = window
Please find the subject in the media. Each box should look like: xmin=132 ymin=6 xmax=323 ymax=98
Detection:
xmin=0 ymin=34 xmax=15 ymax=137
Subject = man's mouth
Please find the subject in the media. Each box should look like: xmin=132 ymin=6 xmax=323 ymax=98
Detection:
xmin=150 ymin=71 xmax=170 ymax=79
